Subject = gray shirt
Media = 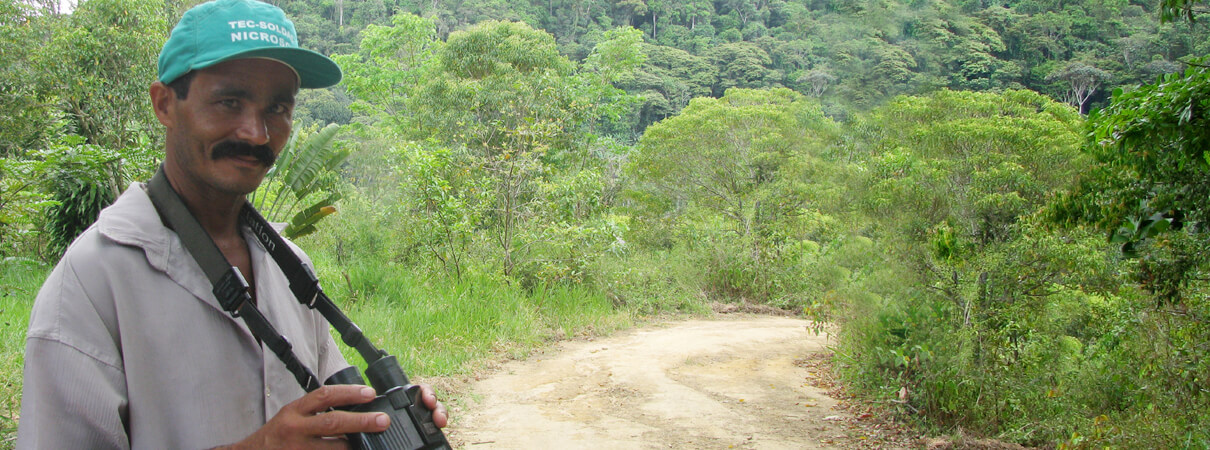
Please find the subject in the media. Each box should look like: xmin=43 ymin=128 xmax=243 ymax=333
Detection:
xmin=17 ymin=183 xmax=349 ymax=449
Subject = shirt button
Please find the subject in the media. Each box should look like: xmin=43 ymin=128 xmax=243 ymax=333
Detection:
xmin=265 ymin=386 xmax=271 ymax=398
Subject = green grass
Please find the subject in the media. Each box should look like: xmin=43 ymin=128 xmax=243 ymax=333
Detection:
xmin=0 ymin=258 xmax=49 ymax=449
xmin=310 ymin=253 xmax=637 ymax=378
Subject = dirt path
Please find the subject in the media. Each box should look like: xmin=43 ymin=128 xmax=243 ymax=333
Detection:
xmin=444 ymin=315 xmax=876 ymax=449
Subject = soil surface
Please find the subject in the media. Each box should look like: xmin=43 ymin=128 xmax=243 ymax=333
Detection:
xmin=444 ymin=315 xmax=904 ymax=449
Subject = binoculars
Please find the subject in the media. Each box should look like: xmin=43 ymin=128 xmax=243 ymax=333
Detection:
xmin=325 ymin=355 xmax=451 ymax=450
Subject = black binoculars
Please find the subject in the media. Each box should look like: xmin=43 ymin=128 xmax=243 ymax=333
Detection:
xmin=325 ymin=355 xmax=451 ymax=450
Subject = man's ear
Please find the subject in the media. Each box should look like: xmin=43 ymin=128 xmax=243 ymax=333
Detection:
xmin=149 ymin=81 xmax=176 ymax=128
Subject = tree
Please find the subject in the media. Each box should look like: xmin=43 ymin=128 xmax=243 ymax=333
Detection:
xmin=844 ymin=90 xmax=1119 ymax=443
xmin=633 ymin=88 xmax=837 ymax=241
xmin=614 ymin=0 xmax=647 ymax=27
xmin=0 ymin=0 xmax=58 ymax=156
xmin=856 ymin=90 xmax=1085 ymax=271
xmin=1046 ymin=62 xmax=1113 ymax=114
xmin=615 ymin=43 xmax=713 ymax=132
xmin=3 ymin=0 xmax=167 ymax=259
xmin=391 ymin=20 xmax=633 ymax=279
xmin=631 ymin=87 xmax=846 ymax=303
xmin=798 ymin=69 xmax=835 ymax=97
xmin=708 ymin=42 xmax=775 ymax=96
xmin=397 ymin=144 xmax=490 ymax=278
xmin=332 ymin=13 xmax=438 ymax=127
xmin=1161 ymin=0 xmax=1210 ymax=22
xmin=37 ymin=0 xmax=167 ymax=150
xmin=249 ymin=124 xmax=350 ymax=239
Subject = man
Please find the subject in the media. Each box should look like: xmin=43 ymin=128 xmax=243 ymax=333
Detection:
xmin=17 ymin=0 xmax=446 ymax=448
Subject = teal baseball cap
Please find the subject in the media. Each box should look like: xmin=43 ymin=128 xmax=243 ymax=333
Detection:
xmin=158 ymin=0 xmax=341 ymax=89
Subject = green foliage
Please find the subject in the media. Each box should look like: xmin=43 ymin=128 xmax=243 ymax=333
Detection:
xmin=0 ymin=259 xmax=47 ymax=447
xmin=371 ymin=19 xmax=635 ymax=280
xmin=304 ymin=199 xmax=639 ymax=376
xmin=294 ymin=88 xmax=353 ymax=127
xmin=3 ymin=1 xmax=1210 ymax=445
xmin=631 ymin=87 xmax=845 ymax=306
xmin=828 ymin=89 xmax=1188 ymax=444
xmin=1056 ymin=58 xmax=1210 ymax=306
xmin=331 ymin=13 xmax=438 ymax=127
xmin=37 ymin=0 xmax=167 ymax=150
xmin=615 ymin=43 xmax=716 ymax=132
xmin=582 ymin=26 xmax=646 ymax=83
xmin=857 ymin=89 xmax=1085 ymax=248
xmin=396 ymin=143 xmax=490 ymax=278
xmin=1036 ymin=53 xmax=1210 ymax=446
xmin=0 ymin=1 xmax=57 ymax=156
xmin=0 ymin=156 xmax=55 ymax=257
xmin=370 ymin=0 xmax=1210 ymax=120
xmin=707 ymin=42 xmax=775 ymax=96
xmin=410 ymin=20 xmax=584 ymax=158
xmin=42 ymin=148 xmax=120 ymax=259
xmin=1161 ymin=0 xmax=1210 ymax=23
xmin=250 ymin=123 xmax=350 ymax=239
xmin=1046 ymin=62 xmax=1113 ymax=114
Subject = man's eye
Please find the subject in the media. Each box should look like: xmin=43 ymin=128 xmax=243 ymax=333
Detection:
xmin=219 ymin=99 xmax=240 ymax=109
xmin=269 ymin=104 xmax=290 ymax=114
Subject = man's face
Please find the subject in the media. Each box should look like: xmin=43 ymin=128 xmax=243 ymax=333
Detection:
xmin=156 ymin=58 xmax=297 ymax=198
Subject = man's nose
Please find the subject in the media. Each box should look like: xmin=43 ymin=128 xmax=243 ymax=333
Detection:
xmin=235 ymin=111 xmax=270 ymax=146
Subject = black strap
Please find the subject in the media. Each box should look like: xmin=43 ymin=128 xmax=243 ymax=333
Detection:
xmin=238 ymin=205 xmax=387 ymax=365
xmin=146 ymin=167 xmax=321 ymax=392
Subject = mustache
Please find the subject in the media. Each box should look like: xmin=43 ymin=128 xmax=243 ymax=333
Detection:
xmin=211 ymin=140 xmax=276 ymax=166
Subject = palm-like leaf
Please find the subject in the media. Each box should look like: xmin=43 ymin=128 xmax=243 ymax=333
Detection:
xmin=250 ymin=123 xmax=349 ymax=239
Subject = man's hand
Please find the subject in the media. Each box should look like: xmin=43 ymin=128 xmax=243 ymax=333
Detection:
xmin=222 ymin=384 xmax=447 ymax=449
xmin=224 ymin=385 xmax=387 ymax=449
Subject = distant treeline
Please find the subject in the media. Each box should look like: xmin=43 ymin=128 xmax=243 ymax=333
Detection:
xmin=256 ymin=0 xmax=1210 ymax=129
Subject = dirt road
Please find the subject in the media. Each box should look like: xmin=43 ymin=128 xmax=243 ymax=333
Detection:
xmin=445 ymin=315 xmax=873 ymax=449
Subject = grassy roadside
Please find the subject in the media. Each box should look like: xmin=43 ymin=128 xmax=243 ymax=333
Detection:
xmin=0 ymin=259 xmax=47 ymax=449
xmin=311 ymin=252 xmax=643 ymax=378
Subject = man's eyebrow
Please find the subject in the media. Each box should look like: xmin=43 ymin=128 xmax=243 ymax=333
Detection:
xmin=208 ymin=87 xmax=294 ymax=105
xmin=210 ymin=86 xmax=253 ymax=99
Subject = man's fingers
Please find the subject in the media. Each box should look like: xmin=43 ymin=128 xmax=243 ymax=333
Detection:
xmin=300 ymin=410 xmax=390 ymax=436
xmin=293 ymin=385 xmax=377 ymax=415
xmin=431 ymin=401 xmax=448 ymax=428
xmin=233 ymin=386 xmax=386 ymax=448
xmin=418 ymin=384 xmax=448 ymax=428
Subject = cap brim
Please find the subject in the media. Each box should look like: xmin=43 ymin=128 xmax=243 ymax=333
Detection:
xmin=207 ymin=47 xmax=342 ymax=89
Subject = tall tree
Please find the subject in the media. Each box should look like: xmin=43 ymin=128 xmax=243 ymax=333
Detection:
xmin=402 ymin=21 xmax=634 ymax=277
xmin=633 ymin=88 xmax=837 ymax=241
xmin=37 ymin=0 xmax=167 ymax=150
xmin=1046 ymin=61 xmax=1113 ymax=114
xmin=708 ymin=42 xmax=775 ymax=96
xmin=0 ymin=0 xmax=58 ymax=156
xmin=858 ymin=89 xmax=1085 ymax=250
xmin=332 ymin=13 xmax=439 ymax=127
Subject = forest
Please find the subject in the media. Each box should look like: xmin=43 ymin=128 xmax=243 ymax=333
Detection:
xmin=1 ymin=0 xmax=1209 ymax=446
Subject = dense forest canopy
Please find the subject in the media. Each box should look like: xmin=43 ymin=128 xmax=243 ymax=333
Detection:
xmin=2 ymin=0 xmax=1209 ymax=447
xmin=260 ymin=0 xmax=1210 ymax=128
